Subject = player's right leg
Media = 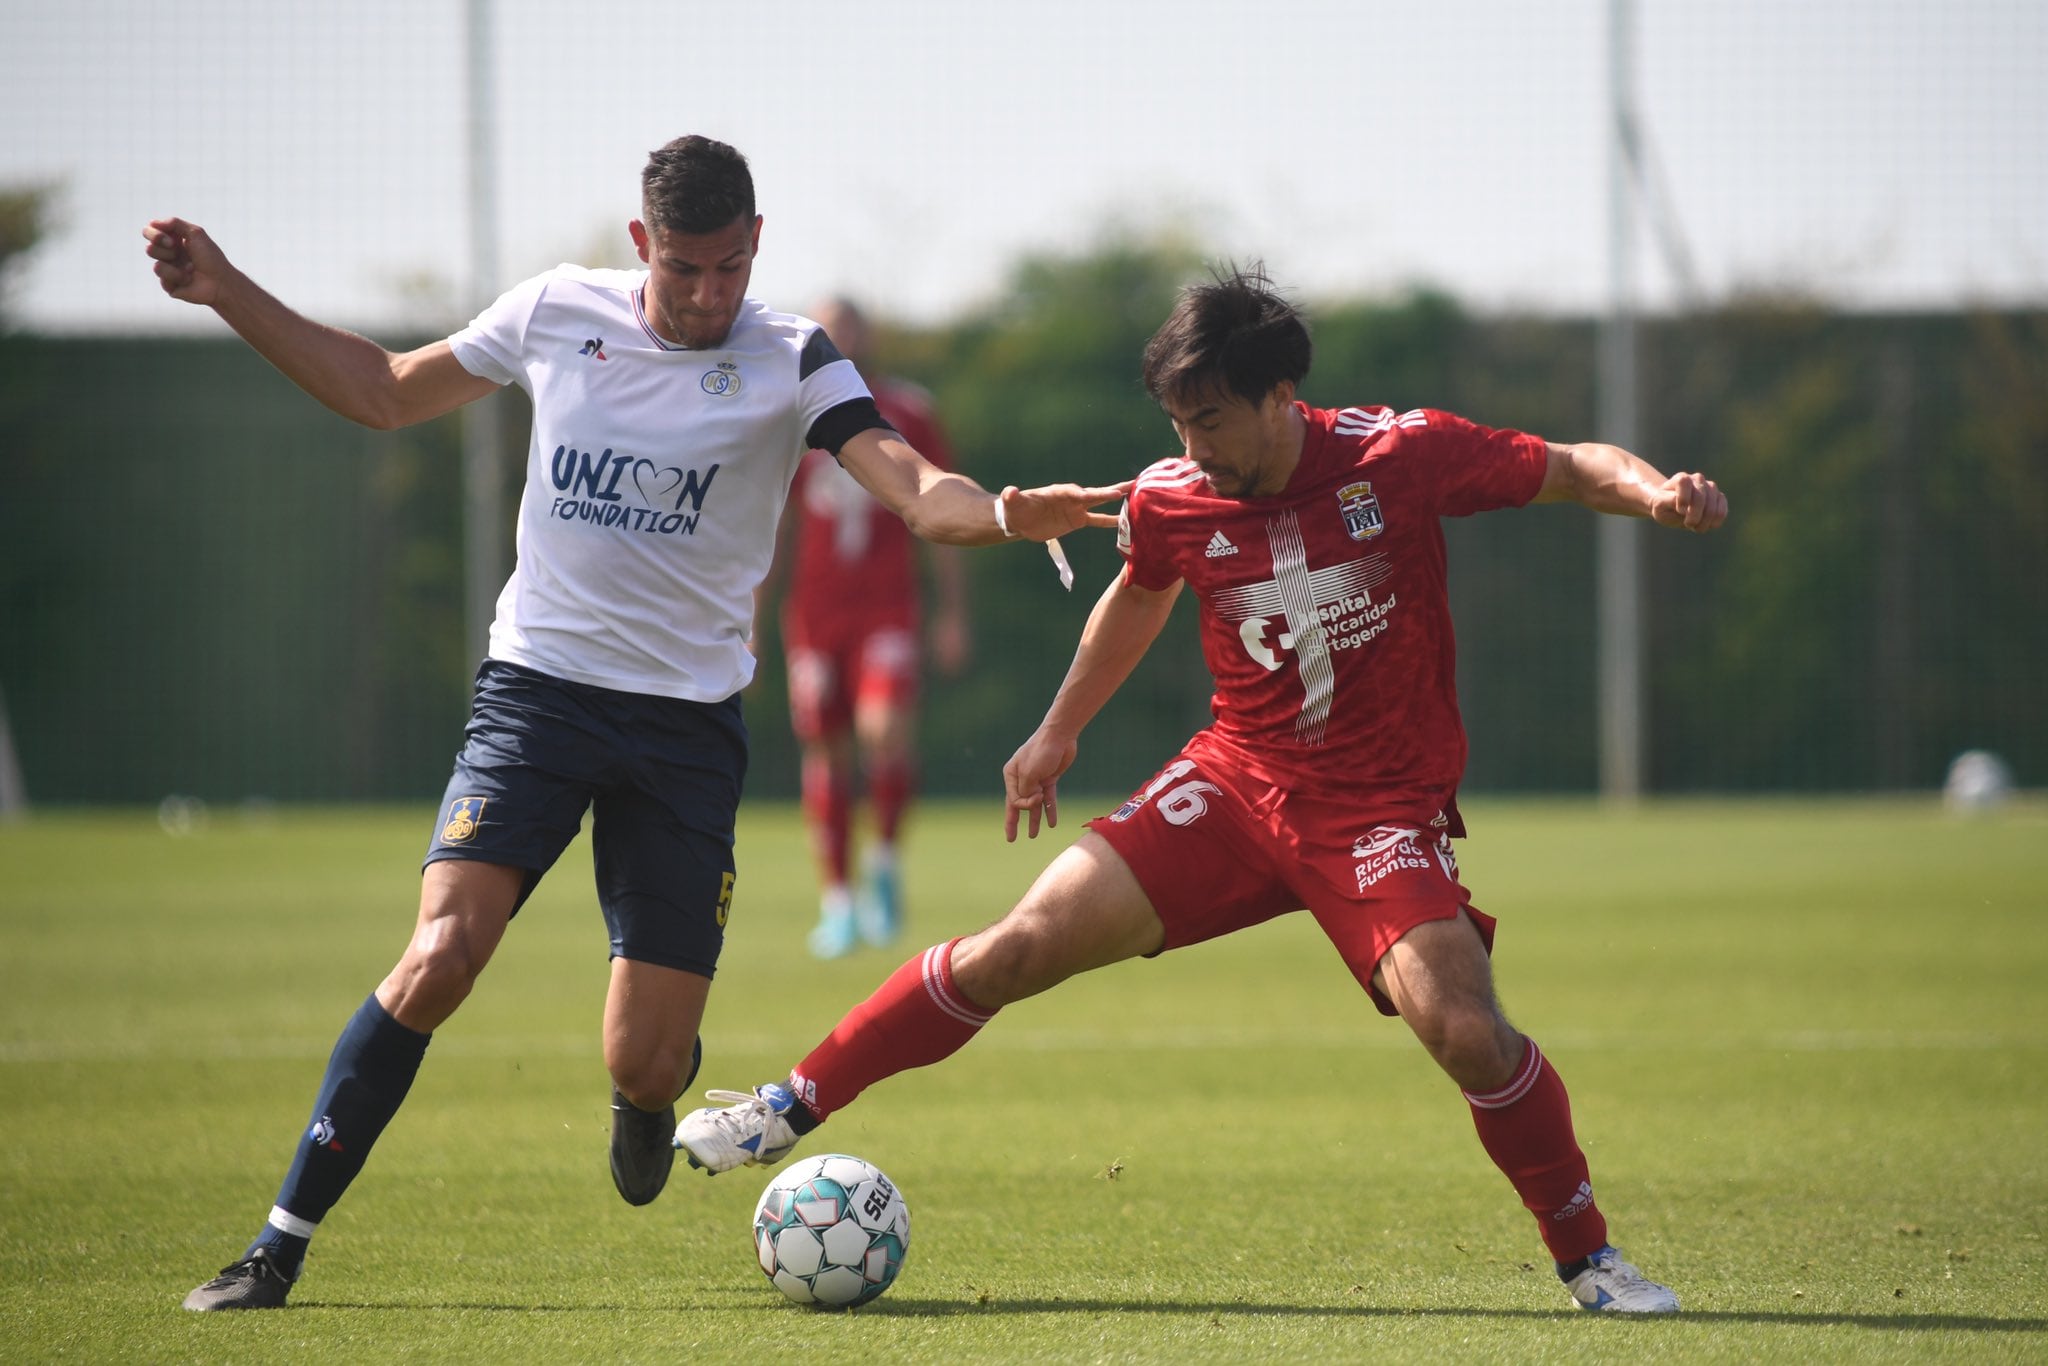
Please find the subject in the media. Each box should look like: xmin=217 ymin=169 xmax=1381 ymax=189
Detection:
xmin=674 ymin=832 xmax=1164 ymax=1174
xmin=182 ymin=860 xmax=525 ymax=1311
xmin=184 ymin=660 xmax=597 ymax=1310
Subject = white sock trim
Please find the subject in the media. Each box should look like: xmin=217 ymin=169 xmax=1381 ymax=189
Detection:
xmin=267 ymin=1205 xmax=318 ymax=1239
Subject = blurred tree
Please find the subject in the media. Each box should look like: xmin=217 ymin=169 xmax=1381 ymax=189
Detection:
xmin=0 ymin=184 xmax=56 ymax=319
xmin=5 ymin=206 xmax=2044 ymax=801
xmin=0 ymin=184 xmax=56 ymax=814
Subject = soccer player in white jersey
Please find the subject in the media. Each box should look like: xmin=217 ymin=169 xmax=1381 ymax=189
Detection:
xmin=147 ymin=135 xmax=1126 ymax=1311
xmin=677 ymin=266 xmax=1727 ymax=1315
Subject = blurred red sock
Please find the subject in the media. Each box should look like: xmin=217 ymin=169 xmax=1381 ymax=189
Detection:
xmin=801 ymin=751 xmax=852 ymax=888
xmin=868 ymin=758 xmax=913 ymax=844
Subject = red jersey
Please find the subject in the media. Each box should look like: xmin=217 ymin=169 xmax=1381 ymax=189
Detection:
xmin=1118 ymin=402 xmax=1547 ymax=827
xmin=783 ymin=379 xmax=953 ymax=644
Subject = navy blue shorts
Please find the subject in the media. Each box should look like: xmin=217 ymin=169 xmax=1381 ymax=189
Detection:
xmin=424 ymin=659 xmax=747 ymax=978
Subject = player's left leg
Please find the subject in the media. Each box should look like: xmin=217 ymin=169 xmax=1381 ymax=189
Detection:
xmin=788 ymin=642 xmax=861 ymax=958
xmin=850 ymin=626 xmax=921 ymax=946
xmin=1372 ymin=914 xmax=1678 ymax=1313
xmin=592 ymin=689 xmax=745 ymax=1205
xmin=800 ymin=736 xmax=859 ymax=958
xmin=851 ymin=692 xmax=915 ymax=945
xmin=604 ymin=960 xmax=709 ymax=1205
xmin=1370 ymin=911 xmax=1522 ymax=1091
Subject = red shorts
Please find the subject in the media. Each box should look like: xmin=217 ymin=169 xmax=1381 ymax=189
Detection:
xmin=1085 ymin=748 xmax=1494 ymax=1016
xmin=783 ymin=618 xmax=920 ymax=743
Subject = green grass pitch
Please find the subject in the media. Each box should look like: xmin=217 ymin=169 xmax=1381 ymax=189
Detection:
xmin=3 ymin=797 xmax=2045 ymax=1363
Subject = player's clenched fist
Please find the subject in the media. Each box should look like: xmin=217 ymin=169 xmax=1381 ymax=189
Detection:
xmin=1651 ymin=472 xmax=1727 ymax=533
xmin=142 ymin=218 xmax=231 ymax=306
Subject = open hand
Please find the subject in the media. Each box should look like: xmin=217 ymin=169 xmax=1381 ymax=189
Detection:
xmin=996 ymin=481 xmax=1132 ymax=543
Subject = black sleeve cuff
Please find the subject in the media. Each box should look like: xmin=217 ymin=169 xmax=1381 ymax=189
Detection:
xmin=807 ymin=397 xmax=898 ymax=456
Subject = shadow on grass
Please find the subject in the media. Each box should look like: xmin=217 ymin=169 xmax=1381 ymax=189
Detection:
xmin=875 ymin=1301 xmax=2045 ymax=1332
xmin=297 ymin=1297 xmax=2047 ymax=1334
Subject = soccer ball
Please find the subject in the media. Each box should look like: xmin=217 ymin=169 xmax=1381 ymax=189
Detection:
xmin=751 ymin=1153 xmax=910 ymax=1308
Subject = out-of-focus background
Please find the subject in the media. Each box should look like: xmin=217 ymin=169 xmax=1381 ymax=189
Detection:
xmin=2 ymin=0 xmax=2043 ymax=810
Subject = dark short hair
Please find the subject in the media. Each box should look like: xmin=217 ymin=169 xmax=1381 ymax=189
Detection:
xmin=641 ymin=136 xmax=756 ymax=236
xmin=1140 ymin=263 xmax=1312 ymax=409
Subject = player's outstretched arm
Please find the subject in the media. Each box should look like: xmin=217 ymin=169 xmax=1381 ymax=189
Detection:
xmin=1004 ymin=573 xmax=1183 ymax=841
xmin=836 ymin=429 xmax=1129 ymax=547
xmin=1533 ymin=441 xmax=1728 ymax=532
xmin=142 ymin=217 xmax=498 ymax=430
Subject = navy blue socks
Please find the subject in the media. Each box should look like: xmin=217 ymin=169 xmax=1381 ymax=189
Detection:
xmin=246 ymin=993 xmax=431 ymax=1278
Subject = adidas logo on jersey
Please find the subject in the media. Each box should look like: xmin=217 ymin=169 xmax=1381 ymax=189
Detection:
xmin=1204 ymin=531 xmax=1238 ymax=558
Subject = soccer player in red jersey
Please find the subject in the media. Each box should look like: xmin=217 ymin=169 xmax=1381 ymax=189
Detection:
xmin=771 ymin=299 xmax=970 ymax=958
xmin=680 ymin=267 xmax=1727 ymax=1313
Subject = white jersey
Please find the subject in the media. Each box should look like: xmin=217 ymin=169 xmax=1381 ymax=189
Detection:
xmin=449 ymin=265 xmax=872 ymax=700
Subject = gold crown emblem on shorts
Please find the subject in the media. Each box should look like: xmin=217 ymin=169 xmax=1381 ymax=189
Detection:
xmin=441 ymin=796 xmax=487 ymax=844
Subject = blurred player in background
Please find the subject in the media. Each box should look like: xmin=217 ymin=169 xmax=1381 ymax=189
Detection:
xmin=145 ymin=134 xmax=1124 ymax=1311
xmin=679 ymin=265 xmax=1727 ymax=1315
xmin=771 ymin=298 xmax=969 ymax=958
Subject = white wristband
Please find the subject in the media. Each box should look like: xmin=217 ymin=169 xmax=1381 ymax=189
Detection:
xmin=992 ymin=495 xmax=1018 ymax=539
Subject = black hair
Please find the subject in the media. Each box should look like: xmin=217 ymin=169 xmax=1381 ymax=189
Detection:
xmin=1140 ymin=262 xmax=1312 ymax=409
xmin=641 ymin=135 xmax=756 ymax=235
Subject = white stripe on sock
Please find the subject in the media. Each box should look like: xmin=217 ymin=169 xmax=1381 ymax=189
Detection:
xmin=920 ymin=943 xmax=993 ymax=1026
xmin=1463 ymin=1039 xmax=1544 ymax=1110
xmin=267 ymin=1205 xmax=318 ymax=1239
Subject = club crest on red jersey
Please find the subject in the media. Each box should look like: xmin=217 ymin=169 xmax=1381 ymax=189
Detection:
xmin=1337 ymin=481 xmax=1385 ymax=541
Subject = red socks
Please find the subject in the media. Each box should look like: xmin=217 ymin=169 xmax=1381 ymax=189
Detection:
xmin=868 ymin=759 xmax=913 ymax=844
xmin=784 ymin=963 xmax=1607 ymax=1267
xmin=801 ymin=754 xmax=913 ymax=879
xmin=801 ymin=752 xmax=852 ymax=885
xmin=789 ymin=938 xmax=993 ymax=1119
xmin=1463 ymin=1036 xmax=1610 ymax=1263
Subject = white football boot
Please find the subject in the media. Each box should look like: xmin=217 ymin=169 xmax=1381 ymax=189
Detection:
xmin=1563 ymin=1246 xmax=1681 ymax=1313
xmin=673 ymin=1083 xmax=803 ymax=1174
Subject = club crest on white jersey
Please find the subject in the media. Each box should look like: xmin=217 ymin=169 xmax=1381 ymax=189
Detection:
xmin=699 ymin=361 xmax=743 ymax=396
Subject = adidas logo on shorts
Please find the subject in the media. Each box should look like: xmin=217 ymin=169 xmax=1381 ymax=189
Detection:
xmin=1204 ymin=530 xmax=1238 ymax=558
